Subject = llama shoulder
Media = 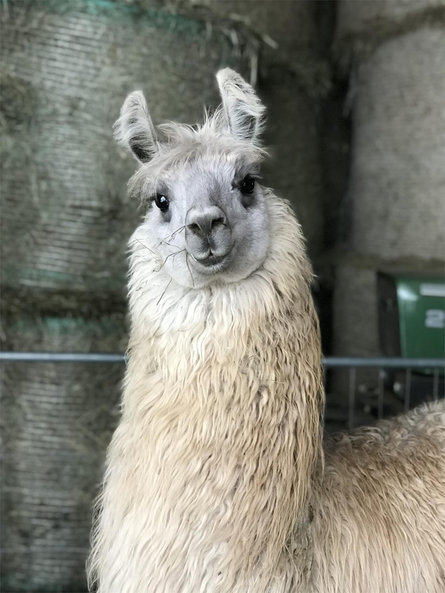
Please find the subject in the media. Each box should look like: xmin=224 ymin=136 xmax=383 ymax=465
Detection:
xmin=309 ymin=401 xmax=445 ymax=593
xmin=325 ymin=399 xmax=445 ymax=459
xmin=319 ymin=399 xmax=445 ymax=510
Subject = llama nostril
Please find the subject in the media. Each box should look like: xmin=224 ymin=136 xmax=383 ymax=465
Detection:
xmin=187 ymin=217 xmax=226 ymax=237
xmin=186 ymin=207 xmax=228 ymax=239
xmin=212 ymin=217 xmax=225 ymax=229
xmin=188 ymin=222 xmax=201 ymax=235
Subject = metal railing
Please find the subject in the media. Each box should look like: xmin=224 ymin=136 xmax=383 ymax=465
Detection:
xmin=2 ymin=352 xmax=442 ymax=367
xmin=1 ymin=351 xmax=443 ymax=593
xmin=0 ymin=352 xmax=126 ymax=363
xmin=323 ymin=357 xmax=444 ymax=429
xmin=1 ymin=352 xmax=444 ymax=430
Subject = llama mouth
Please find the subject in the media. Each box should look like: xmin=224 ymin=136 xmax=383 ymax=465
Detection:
xmin=189 ymin=251 xmax=231 ymax=273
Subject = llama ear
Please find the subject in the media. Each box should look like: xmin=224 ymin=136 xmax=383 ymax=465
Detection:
xmin=113 ymin=91 xmax=158 ymax=163
xmin=216 ymin=68 xmax=265 ymax=144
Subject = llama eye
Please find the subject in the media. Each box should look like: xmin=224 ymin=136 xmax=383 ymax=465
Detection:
xmin=239 ymin=175 xmax=255 ymax=195
xmin=155 ymin=194 xmax=169 ymax=212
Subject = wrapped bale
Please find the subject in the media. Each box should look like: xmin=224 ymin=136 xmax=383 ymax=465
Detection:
xmin=347 ymin=27 xmax=445 ymax=260
xmin=0 ymin=3 xmax=251 ymax=590
xmin=333 ymin=260 xmax=379 ymax=358
xmin=337 ymin=0 xmax=445 ymax=39
xmin=261 ymin=68 xmax=324 ymax=258
xmin=1 ymin=0 xmax=250 ymax=294
xmin=1 ymin=315 xmax=126 ymax=592
xmin=333 ymin=0 xmax=445 ymax=361
xmin=330 ymin=258 xmax=380 ymax=417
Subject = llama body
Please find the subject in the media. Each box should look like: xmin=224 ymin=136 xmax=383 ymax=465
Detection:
xmin=89 ymin=69 xmax=445 ymax=593
xmin=312 ymin=404 xmax=445 ymax=592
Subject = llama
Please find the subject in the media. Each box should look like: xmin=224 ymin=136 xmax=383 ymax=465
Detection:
xmin=88 ymin=69 xmax=445 ymax=593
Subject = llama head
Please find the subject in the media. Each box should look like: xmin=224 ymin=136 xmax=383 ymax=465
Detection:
xmin=115 ymin=69 xmax=271 ymax=289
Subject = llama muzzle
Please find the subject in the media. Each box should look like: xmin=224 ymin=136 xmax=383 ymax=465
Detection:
xmin=185 ymin=205 xmax=233 ymax=267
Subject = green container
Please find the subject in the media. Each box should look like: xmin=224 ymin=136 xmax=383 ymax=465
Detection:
xmin=396 ymin=277 xmax=445 ymax=359
xmin=378 ymin=273 xmax=445 ymax=359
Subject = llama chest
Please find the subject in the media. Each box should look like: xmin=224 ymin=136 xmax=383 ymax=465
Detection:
xmin=98 ymin=411 xmax=231 ymax=592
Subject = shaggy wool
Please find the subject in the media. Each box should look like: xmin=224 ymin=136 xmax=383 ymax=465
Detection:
xmin=89 ymin=69 xmax=445 ymax=593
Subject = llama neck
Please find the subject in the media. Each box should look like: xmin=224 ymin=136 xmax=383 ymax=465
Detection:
xmin=124 ymin=200 xmax=324 ymax=585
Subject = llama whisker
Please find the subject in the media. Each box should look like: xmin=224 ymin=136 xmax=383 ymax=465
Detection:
xmin=160 ymin=239 xmax=177 ymax=248
xmin=156 ymin=277 xmax=172 ymax=306
xmin=134 ymin=238 xmax=156 ymax=256
xmin=185 ymin=252 xmax=196 ymax=288
xmin=158 ymin=248 xmax=186 ymax=270
xmin=161 ymin=225 xmax=186 ymax=245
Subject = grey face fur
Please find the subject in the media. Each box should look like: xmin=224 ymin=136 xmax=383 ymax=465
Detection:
xmin=115 ymin=69 xmax=270 ymax=289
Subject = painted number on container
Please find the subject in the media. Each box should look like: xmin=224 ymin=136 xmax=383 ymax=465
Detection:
xmin=425 ymin=309 xmax=445 ymax=329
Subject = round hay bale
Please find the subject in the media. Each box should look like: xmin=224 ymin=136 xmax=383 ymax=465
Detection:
xmin=330 ymin=258 xmax=380 ymax=414
xmin=200 ymin=0 xmax=318 ymax=58
xmin=333 ymin=259 xmax=380 ymax=358
xmin=260 ymin=67 xmax=324 ymax=258
xmin=337 ymin=0 xmax=445 ymax=39
xmin=1 ymin=0 xmax=250 ymax=295
xmin=347 ymin=27 xmax=445 ymax=260
xmin=1 ymin=315 xmax=126 ymax=591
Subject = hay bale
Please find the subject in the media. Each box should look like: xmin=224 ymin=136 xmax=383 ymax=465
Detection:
xmin=260 ymin=67 xmax=324 ymax=258
xmin=333 ymin=0 xmax=445 ymax=363
xmin=333 ymin=259 xmax=380 ymax=358
xmin=197 ymin=0 xmax=328 ymax=86
xmin=1 ymin=315 xmax=126 ymax=591
xmin=337 ymin=0 xmax=445 ymax=39
xmin=347 ymin=27 xmax=445 ymax=260
xmin=1 ymin=0 xmax=250 ymax=295
xmin=330 ymin=259 xmax=380 ymax=410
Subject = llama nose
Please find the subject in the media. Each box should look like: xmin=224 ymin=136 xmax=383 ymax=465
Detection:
xmin=186 ymin=206 xmax=227 ymax=239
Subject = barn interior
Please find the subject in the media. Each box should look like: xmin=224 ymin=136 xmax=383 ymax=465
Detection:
xmin=1 ymin=0 xmax=444 ymax=590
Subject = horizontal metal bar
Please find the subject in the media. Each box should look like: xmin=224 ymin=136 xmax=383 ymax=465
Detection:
xmin=322 ymin=357 xmax=445 ymax=369
xmin=0 ymin=352 xmax=443 ymax=368
xmin=0 ymin=352 xmax=125 ymax=363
